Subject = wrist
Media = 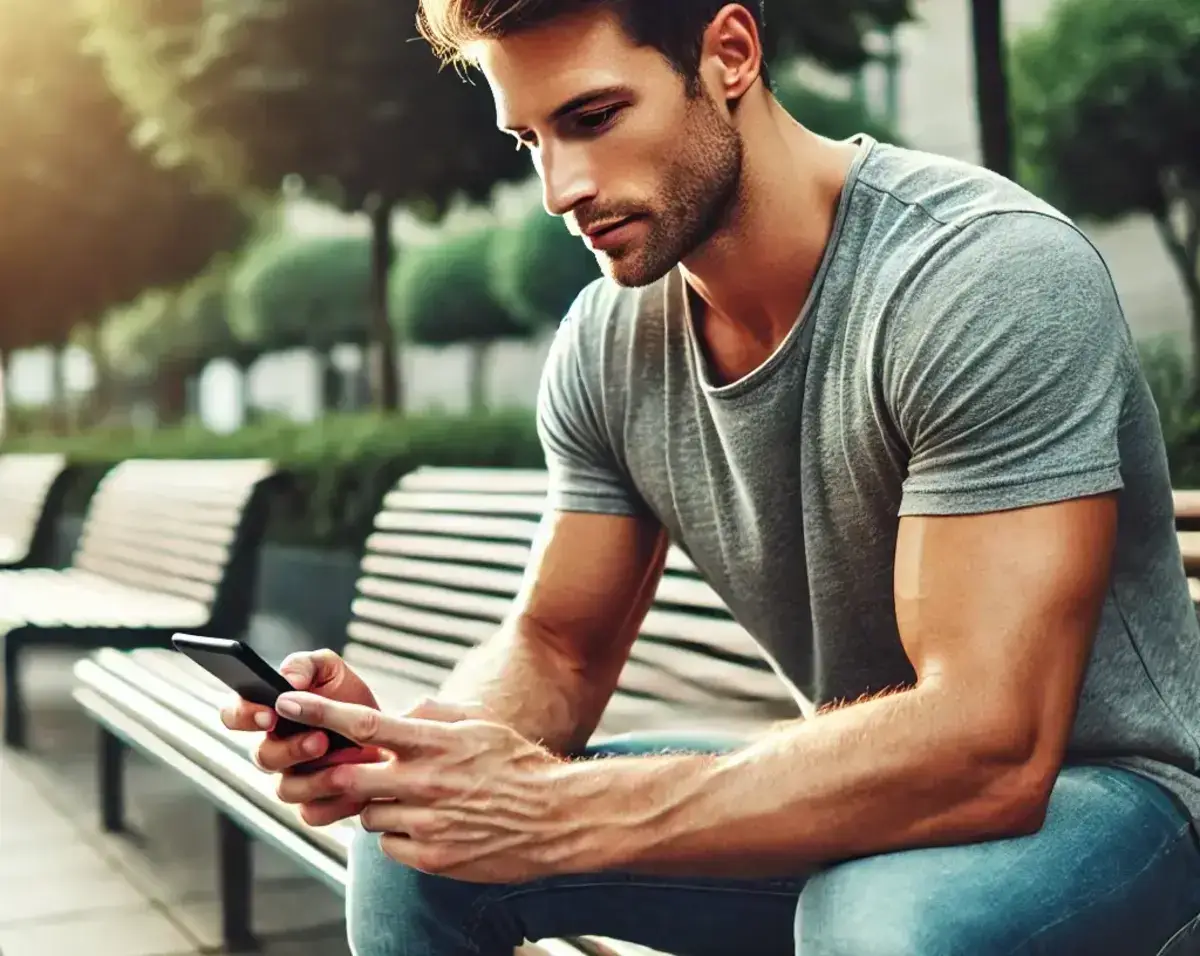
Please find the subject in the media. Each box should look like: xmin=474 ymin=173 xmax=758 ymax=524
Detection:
xmin=549 ymin=752 xmax=718 ymax=873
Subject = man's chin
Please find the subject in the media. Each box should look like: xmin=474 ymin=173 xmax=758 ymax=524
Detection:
xmin=599 ymin=250 xmax=678 ymax=289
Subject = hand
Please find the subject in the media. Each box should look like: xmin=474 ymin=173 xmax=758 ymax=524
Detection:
xmin=272 ymin=691 xmax=575 ymax=883
xmin=219 ymin=649 xmax=384 ymax=824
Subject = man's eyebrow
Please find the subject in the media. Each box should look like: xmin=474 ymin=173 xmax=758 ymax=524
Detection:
xmin=501 ymin=85 xmax=632 ymax=132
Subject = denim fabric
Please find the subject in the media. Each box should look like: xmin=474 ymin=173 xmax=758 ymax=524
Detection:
xmin=346 ymin=732 xmax=1200 ymax=955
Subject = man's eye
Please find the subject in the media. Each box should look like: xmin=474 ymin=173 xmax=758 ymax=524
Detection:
xmin=576 ymin=106 xmax=621 ymax=132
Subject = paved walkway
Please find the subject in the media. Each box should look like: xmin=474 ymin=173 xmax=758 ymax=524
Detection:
xmin=1 ymin=648 xmax=350 ymax=956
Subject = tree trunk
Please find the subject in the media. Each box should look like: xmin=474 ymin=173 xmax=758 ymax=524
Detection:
xmin=77 ymin=321 xmax=115 ymax=426
xmin=155 ymin=358 xmax=188 ymax=426
xmin=467 ymin=342 xmax=488 ymax=413
xmin=319 ymin=348 xmax=341 ymax=411
xmin=1153 ymin=207 xmax=1200 ymax=386
xmin=51 ymin=345 xmax=70 ymax=434
xmin=368 ymin=197 xmax=401 ymax=412
xmin=0 ymin=350 xmax=8 ymax=444
xmin=970 ymin=0 xmax=1013 ymax=179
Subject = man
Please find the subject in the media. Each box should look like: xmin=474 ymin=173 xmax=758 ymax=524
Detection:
xmin=222 ymin=1 xmax=1200 ymax=953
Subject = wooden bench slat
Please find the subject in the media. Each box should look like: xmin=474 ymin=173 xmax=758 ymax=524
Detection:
xmin=82 ymin=496 xmax=250 ymax=533
xmin=1179 ymin=531 xmax=1200 ymax=574
xmin=366 ymin=532 xmax=532 ymax=569
xmin=344 ymin=629 xmax=460 ymax=688
xmin=77 ymin=509 xmax=238 ymax=548
xmin=75 ymin=553 xmax=218 ymax=605
xmin=382 ymin=490 xmax=548 ymax=517
xmin=374 ymin=511 xmax=543 ymax=542
xmin=370 ymin=514 xmax=698 ymax=575
xmin=399 ymin=468 xmax=550 ymax=493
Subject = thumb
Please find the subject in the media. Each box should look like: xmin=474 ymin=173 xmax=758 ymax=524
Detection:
xmin=278 ymin=651 xmax=320 ymax=691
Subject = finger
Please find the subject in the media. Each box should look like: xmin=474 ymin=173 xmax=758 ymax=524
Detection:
xmin=276 ymin=764 xmax=345 ymax=805
xmin=330 ymin=759 xmax=434 ymax=803
xmin=276 ymin=693 xmax=453 ymax=751
xmin=253 ymin=730 xmax=329 ymax=773
xmin=297 ymin=797 xmax=368 ymax=829
xmin=279 ymin=648 xmax=343 ymax=692
xmin=359 ymin=802 xmax=442 ymax=837
xmin=219 ymin=696 xmax=277 ymax=732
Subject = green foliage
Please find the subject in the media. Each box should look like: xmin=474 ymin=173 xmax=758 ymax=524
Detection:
xmin=392 ymin=229 xmax=531 ymax=346
xmin=0 ymin=1 xmax=248 ymax=352
xmin=1139 ymin=337 xmax=1200 ymax=486
xmin=78 ymin=0 xmax=529 ymax=217
xmin=230 ymin=234 xmax=374 ymax=353
xmin=1010 ymin=0 xmax=1200 ymax=223
xmin=5 ymin=410 xmax=543 ymax=550
xmin=489 ymin=208 xmax=602 ymax=329
xmin=101 ymin=257 xmax=251 ymax=378
xmin=765 ymin=0 xmax=912 ymax=74
xmin=773 ymin=72 xmax=902 ymax=143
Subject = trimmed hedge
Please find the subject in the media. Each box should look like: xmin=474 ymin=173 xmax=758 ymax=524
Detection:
xmin=4 ymin=411 xmax=543 ymax=552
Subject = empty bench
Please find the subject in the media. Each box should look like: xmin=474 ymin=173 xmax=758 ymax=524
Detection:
xmin=2 ymin=457 xmax=281 ymax=748
xmin=0 ymin=452 xmax=71 ymax=569
xmin=73 ymin=467 xmax=805 ymax=954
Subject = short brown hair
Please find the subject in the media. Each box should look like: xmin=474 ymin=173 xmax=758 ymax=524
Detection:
xmin=417 ymin=0 xmax=771 ymax=89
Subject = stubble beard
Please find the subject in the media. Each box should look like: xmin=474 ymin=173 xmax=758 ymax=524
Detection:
xmin=602 ymin=91 xmax=745 ymax=288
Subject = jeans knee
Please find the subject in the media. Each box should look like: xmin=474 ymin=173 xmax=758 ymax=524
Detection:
xmin=794 ymin=863 xmax=993 ymax=956
xmin=346 ymin=826 xmax=484 ymax=956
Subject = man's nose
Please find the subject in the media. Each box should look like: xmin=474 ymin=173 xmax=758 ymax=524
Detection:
xmin=539 ymin=145 xmax=598 ymax=218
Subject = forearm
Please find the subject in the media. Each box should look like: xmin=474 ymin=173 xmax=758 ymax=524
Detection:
xmin=567 ymin=681 xmax=1050 ymax=877
xmin=436 ymin=620 xmax=612 ymax=755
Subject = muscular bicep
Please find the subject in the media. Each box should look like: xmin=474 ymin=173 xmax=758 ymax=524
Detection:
xmin=511 ymin=509 xmax=669 ymax=673
xmin=894 ymin=494 xmax=1118 ymax=764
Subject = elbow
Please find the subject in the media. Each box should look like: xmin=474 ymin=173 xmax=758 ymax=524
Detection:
xmin=984 ymin=760 xmax=1057 ymax=838
xmin=963 ymin=719 xmax=1062 ymax=839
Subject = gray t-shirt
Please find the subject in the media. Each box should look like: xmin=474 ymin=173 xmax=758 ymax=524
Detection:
xmin=536 ymin=134 xmax=1200 ymax=825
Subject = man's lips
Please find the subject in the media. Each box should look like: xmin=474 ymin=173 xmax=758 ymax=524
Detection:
xmin=582 ymin=216 xmax=636 ymax=238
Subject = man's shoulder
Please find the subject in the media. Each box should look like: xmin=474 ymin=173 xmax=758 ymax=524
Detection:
xmin=858 ymin=140 xmax=1073 ymax=237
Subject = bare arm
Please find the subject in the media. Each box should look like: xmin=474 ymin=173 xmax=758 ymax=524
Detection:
xmin=560 ymin=494 xmax=1117 ymax=876
xmin=435 ymin=508 xmax=669 ymax=755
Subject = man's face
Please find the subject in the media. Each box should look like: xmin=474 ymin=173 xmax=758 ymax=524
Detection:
xmin=473 ymin=8 xmax=744 ymax=287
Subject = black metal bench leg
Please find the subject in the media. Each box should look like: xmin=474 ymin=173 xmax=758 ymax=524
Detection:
xmin=99 ymin=727 xmax=126 ymax=833
xmin=218 ymin=813 xmax=258 ymax=952
xmin=3 ymin=635 xmax=26 ymax=749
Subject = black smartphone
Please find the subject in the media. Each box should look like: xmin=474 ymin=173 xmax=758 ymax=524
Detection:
xmin=171 ymin=633 xmax=356 ymax=754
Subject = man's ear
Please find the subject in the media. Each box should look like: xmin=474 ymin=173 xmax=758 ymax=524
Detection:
xmin=701 ymin=3 xmax=766 ymax=107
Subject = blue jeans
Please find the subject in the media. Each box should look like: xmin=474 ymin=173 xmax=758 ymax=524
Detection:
xmin=347 ymin=732 xmax=1200 ymax=955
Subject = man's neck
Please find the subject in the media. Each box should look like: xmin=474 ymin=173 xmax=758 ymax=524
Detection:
xmin=681 ymin=107 xmax=861 ymax=362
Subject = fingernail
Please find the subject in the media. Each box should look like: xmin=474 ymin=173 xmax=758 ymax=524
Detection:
xmin=254 ymin=712 xmax=273 ymax=730
xmin=276 ymin=697 xmax=302 ymax=718
xmin=304 ymin=734 xmax=324 ymax=756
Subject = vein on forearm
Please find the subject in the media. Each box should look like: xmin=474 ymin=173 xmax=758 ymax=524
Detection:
xmin=594 ymin=680 xmax=1047 ymax=877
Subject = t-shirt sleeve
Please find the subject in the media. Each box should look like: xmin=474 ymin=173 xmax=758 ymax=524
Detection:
xmin=535 ymin=291 xmax=645 ymax=517
xmin=887 ymin=211 xmax=1135 ymax=516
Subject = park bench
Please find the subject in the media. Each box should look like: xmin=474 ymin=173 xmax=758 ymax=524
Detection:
xmin=72 ymin=466 xmax=805 ymax=955
xmin=0 ymin=452 xmax=71 ymax=569
xmin=3 ymin=457 xmax=282 ymax=749
xmin=1174 ymin=490 xmax=1200 ymax=602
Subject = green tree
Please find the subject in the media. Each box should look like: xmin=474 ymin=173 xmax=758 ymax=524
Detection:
xmin=0 ymin=0 xmax=247 ymax=424
xmin=392 ymin=228 xmax=531 ymax=412
xmin=766 ymin=0 xmax=912 ymax=72
xmin=489 ymin=209 xmax=602 ymax=330
xmin=79 ymin=0 xmax=530 ymax=412
xmin=230 ymin=233 xmax=376 ymax=408
xmin=1010 ymin=0 xmax=1200 ymax=372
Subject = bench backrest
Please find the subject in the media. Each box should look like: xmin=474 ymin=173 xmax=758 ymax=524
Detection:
xmin=0 ymin=453 xmax=70 ymax=568
xmin=71 ymin=459 xmax=281 ymax=633
xmin=342 ymin=467 xmax=807 ymax=727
